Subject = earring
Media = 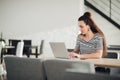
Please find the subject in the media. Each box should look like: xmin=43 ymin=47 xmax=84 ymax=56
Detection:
xmin=88 ymin=28 xmax=90 ymax=31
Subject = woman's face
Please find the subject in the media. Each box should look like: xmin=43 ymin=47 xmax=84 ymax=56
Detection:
xmin=78 ymin=21 xmax=89 ymax=35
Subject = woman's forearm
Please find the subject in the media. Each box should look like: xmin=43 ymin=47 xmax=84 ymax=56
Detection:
xmin=80 ymin=52 xmax=102 ymax=59
xmin=72 ymin=49 xmax=80 ymax=54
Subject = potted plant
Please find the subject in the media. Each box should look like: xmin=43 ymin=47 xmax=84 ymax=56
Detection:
xmin=0 ymin=32 xmax=6 ymax=56
xmin=0 ymin=32 xmax=5 ymax=42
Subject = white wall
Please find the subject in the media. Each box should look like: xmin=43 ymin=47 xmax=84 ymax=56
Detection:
xmin=0 ymin=0 xmax=84 ymax=57
xmin=85 ymin=6 xmax=120 ymax=45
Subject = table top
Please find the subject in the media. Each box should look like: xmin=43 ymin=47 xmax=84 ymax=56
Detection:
xmin=42 ymin=57 xmax=120 ymax=68
xmin=84 ymin=58 xmax=120 ymax=68
xmin=4 ymin=45 xmax=15 ymax=49
xmin=108 ymin=45 xmax=120 ymax=50
xmin=24 ymin=45 xmax=38 ymax=48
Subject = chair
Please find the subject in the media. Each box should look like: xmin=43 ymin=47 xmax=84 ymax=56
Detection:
xmin=39 ymin=40 xmax=44 ymax=55
xmin=43 ymin=59 xmax=95 ymax=80
xmin=105 ymin=52 xmax=119 ymax=59
xmin=4 ymin=56 xmax=45 ymax=80
xmin=96 ymin=52 xmax=119 ymax=74
xmin=23 ymin=40 xmax=32 ymax=57
xmin=23 ymin=40 xmax=44 ymax=58
xmin=30 ymin=40 xmax=44 ymax=58
xmin=6 ymin=39 xmax=31 ymax=57
xmin=16 ymin=41 xmax=24 ymax=57
xmin=106 ymin=52 xmax=120 ymax=76
xmin=6 ymin=39 xmax=21 ymax=55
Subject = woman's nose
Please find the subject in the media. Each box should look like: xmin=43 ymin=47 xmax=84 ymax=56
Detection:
xmin=80 ymin=29 xmax=82 ymax=31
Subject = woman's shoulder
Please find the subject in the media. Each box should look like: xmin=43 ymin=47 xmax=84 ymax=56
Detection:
xmin=95 ymin=33 xmax=102 ymax=37
xmin=77 ymin=34 xmax=85 ymax=41
xmin=94 ymin=33 xmax=103 ymax=40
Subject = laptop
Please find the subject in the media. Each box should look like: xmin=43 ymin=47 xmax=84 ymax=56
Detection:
xmin=49 ymin=42 xmax=69 ymax=59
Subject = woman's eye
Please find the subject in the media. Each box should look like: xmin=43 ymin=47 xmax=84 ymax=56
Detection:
xmin=80 ymin=26 xmax=84 ymax=28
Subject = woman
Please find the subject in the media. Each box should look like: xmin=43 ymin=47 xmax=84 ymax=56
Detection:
xmin=69 ymin=12 xmax=107 ymax=59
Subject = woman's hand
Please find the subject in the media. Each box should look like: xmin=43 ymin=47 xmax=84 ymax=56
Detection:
xmin=68 ymin=52 xmax=80 ymax=58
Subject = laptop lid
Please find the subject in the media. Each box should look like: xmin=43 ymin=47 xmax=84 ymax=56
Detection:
xmin=49 ymin=42 xmax=69 ymax=59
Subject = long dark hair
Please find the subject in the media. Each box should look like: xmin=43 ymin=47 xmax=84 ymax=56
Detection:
xmin=78 ymin=12 xmax=107 ymax=57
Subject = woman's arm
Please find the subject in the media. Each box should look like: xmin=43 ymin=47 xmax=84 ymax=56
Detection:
xmin=69 ymin=49 xmax=103 ymax=59
xmin=68 ymin=49 xmax=79 ymax=58
xmin=80 ymin=50 xmax=103 ymax=59
xmin=72 ymin=49 xmax=80 ymax=53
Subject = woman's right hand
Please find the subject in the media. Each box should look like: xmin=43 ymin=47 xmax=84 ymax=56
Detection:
xmin=68 ymin=52 xmax=80 ymax=58
xmin=68 ymin=52 xmax=74 ymax=58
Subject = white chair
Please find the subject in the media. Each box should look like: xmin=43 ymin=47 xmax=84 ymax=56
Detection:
xmin=16 ymin=41 xmax=24 ymax=57
xmin=44 ymin=59 xmax=95 ymax=80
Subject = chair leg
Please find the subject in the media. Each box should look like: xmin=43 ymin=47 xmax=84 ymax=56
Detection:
xmin=35 ymin=47 xmax=38 ymax=58
xmin=27 ymin=54 xmax=30 ymax=58
xmin=0 ymin=75 xmax=3 ymax=80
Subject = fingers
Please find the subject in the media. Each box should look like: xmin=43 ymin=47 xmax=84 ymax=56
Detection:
xmin=68 ymin=52 xmax=78 ymax=58
xmin=68 ymin=52 xmax=80 ymax=59
xmin=68 ymin=52 xmax=72 ymax=58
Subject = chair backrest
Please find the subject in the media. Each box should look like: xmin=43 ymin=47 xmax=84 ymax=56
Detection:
xmin=106 ymin=52 xmax=119 ymax=59
xmin=40 ymin=40 xmax=44 ymax=55
xmin=23 ymin=40 xmax=31 ymax=45
xmin=9 ymin=39 xmax=21 ymax=46
xmin=4 ymin=56 xmax=45 ymax=80
xmin=43 ymin=59 xmax=95 ymax=80
xmin=106 ymin=52 xmax=120 ymax=76
xmin=16 ymin=41 xmax=24 ymax=57
xmin=23 ymin=40 xmax=32 ymax=55
xmin=7 ymin=39 xmax=21 ymax=55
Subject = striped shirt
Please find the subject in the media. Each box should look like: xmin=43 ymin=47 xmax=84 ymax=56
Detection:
xmin=75 ymin=33 xmax=103 ymax=54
